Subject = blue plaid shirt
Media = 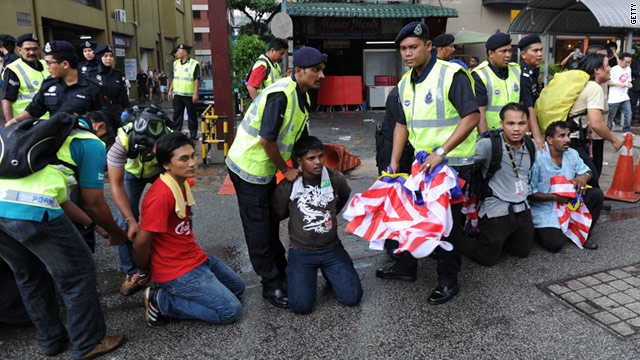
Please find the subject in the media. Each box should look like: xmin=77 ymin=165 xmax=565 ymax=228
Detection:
xmin=528 ymin=146 xmax=590 ymax=229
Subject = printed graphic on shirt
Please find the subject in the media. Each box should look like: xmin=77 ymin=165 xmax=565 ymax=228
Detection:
xmin=297 ymin=185 xmax=332 ymax=233
xmin=175 ymin=219 xmax=191 ymax=236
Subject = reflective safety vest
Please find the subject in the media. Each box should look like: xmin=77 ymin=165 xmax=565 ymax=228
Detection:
xmin=226 ymin=77 xmax=309 ymax=184
xmin=253 ymin=54 xmax=282 ymax=93
xmin=0 ymin=165 xmax=68 ymax=210
xmin=5 ymin=59 xmax=50 ymax=119
xmin=172 ymin=58 xmax=200 ymax=96
xmin=56 ymin=126 xmax=105 ymax=189
xmin=472 ymin=60 xmax=521 ymax=130
xmin=397 ymin=59 xmax=477 ymax=166
xmin=116 ymin=126 xmax=159 ymax=179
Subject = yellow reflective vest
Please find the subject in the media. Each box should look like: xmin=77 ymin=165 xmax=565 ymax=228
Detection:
xmin=472 ymin=60 xmax=521 ymax=130
xmin=56 ymin=125 xmax=105 ymax=190
xmin=226 ymin=77 xmax=309 ymax=184
xmin=172 ymin=58 xmax=200 ymax=96
xmin=397 ymin=59 xmax=476 ymax=166
xmin=252 ymin=54 xmax=282 ymax=94
xmin=0 ymin=165 xmax=68 ymax=211
xmin=4 ymin=59 xmax=50 ymax=119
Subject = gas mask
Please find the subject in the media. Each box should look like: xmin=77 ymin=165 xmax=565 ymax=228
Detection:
xmin=127 ymin=106 xmax=170 ymax=162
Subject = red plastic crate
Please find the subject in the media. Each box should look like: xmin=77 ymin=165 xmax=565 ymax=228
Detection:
xmin=374 ymin=75 xmax=396 ymax=86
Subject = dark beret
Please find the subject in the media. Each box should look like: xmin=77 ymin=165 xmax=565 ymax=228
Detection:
xmin=518 ymin=34 xmax=541 ymax=49
xmin=177 ymin=43 xmax=192 ymax=51
xmin=485 ymin=32 xmax=512 ymax=51
xmin=80 ymin=41 xmax=97 ymax=50
xmin=16 ymin=33 xmax=39 ymax=47
xmin=293 ymin=47 xmax=327 ymax=68
xmin=94 ymin=44 xmax=113 ymax=56
xmin=394 ymin=22 xmax=430 ymax=47
xmin=0 ymin=34 xmax=16 ymax=45
xmin=433 ymin=34 xmax=455 ymax=48
xmin=44 ymin=41 xmax=76 ymax=55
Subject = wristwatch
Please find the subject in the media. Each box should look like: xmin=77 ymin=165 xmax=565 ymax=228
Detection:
xmin=435 ymin=148 xmax=447 ymax=158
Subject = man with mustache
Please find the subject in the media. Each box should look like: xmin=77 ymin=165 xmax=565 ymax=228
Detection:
xmin=226 ymin=46 xmax=326 ymax=309
xmin=528 ymin=121 xmax=603 ymax=252
xmin=1 ymin=33 xmax=49 ymax=122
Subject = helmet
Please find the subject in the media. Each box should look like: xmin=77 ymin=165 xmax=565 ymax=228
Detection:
xmin=127 ymin=105 xmax=170 ymax=161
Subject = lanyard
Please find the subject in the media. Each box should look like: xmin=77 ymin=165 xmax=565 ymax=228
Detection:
xmin=504 ymin=141 xmax=523 ymax=178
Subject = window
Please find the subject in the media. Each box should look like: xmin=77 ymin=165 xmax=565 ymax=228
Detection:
xmin=195 ymin=33 xmax=202 ymax=42
xmin=193 ymin=10 xmax=200 ymax=19
xmin=16 ymin=12 xmax=31 ymax=27
xmin=71 ymin=0 xmax=101 ymax=9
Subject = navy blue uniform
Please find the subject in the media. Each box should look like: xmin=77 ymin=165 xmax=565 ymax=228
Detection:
xmin=520 ymin=62 xmax=543 ymax=108
xmin=2 ymin=53 xmax=19 ymax=67
xmin=78 ymin=59 xmax=98 ymax=76
xmin=26 ymin=74 xmax=105 ymax=117
xmin=90 ymin=64 xmax=130 ymax=115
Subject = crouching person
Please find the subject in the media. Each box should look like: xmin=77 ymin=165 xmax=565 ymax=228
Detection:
xmin=272 ymin=136 xmax=363 ymax=314
xmin=133 ymin=132 xmax=244 ymax=327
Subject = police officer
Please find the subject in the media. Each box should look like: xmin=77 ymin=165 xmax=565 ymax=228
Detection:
xmin=246 ymin=37 xmax=288 ymax=100
xmin=78 ymin=40 xmax=98 ymax=75
xmin=433 ymin=33 xmax=456 ymax=61
xmin=91 ymin=44 xmax=130 ymax=118
xmin=472 ymin=32 xmax=521 ymax=133
xmin=0 ymin=34 xmax=19 ymax=68
xmin=1 ymin=33 xmax=49 ymax=122
xmin=518 ymin=34 xmax=546 ymax=150
xmin=168 ymin=43 xmax=200 ymax=139
xmin=225 ymin=47 xmax=326 ymax=309
xmin=376 ymin=22 xmax=479 ymax=305
xmin=8 ymin=40 xmax=105 ymax=125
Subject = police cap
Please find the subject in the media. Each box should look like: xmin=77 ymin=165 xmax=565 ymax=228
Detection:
xmin=16 ymin=33 xmax=39 ymax=47
xmin=433 ymin=34 xmax=454 ymax=48
xmin=394 ymin=22 xmax=430 ymax=47
xmin=94 ymin=44 xmax=113 ymax=56
xmin=517 ymin=34 xmax=542 ymax=49
xmin=0 ymin=34 xmax=16 ymax=46
xmin=44 ymin=41 xmax=76 ymax=55
xmin=177 ymin=43 xmax=192 ymax=51
xmin=293 ymin=47 xmax=327 ymax=68
xmin=80 ymin=41 xmax=97 ymax=50
xmin=485 ymin=32 xmax=512 ymax=51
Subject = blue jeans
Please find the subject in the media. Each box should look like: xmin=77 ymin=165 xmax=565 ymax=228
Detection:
xmin=157 ymin=254 xmax=245 ymax=324
xmin=114 ymin=172 xmax=157 ymax=274
xmin=608 ymin=100 xmax=632 ymax=133
xmin=286 ymin=243 xmax=363 ymax=314
xmin=0 ymin=215 xmax=106 ymax=358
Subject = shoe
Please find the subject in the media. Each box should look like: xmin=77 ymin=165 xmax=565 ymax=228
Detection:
xmin=144 ymin=287 xmax=169 ymax=328
xmin=44 ymin=338 xmax=68 ymax=356
xmin=120 ymin=274 xmax=145 ymax=296
xmin=375 ymin=266 xmax=417 ymax=282
xmin=75 ymin=333 xmax=125 ymax=360
xmin=262 ymin=288 xmax=288 ymax=308
xmin=601 ymin=202 xmax=612 ymax=211
xmin=583 ymin=237 xmax=598 ymax=250
xmin=427 ymin=285 xmax=460 ymax=305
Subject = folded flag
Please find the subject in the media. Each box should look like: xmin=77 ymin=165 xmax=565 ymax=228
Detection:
xmin=343 ymin=151 xmax=463 ymax=258
xmin=550 ymin=175 xmax=592 ymax=249
xmin=461 ymin=190 xmax=479 ymax=235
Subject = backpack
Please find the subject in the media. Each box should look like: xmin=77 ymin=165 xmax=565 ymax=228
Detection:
xmin=470 ymin=130 xmax=536 ymax=202
xmin=0 ymin=112 xmax=79 ymax=178
xmin=242 ymin=58 xmax=271 ymax=96
xmin=534 ymin=70 xmax=590 ymax=134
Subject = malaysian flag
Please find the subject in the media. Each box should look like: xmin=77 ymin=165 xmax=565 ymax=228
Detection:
xmin=461 ymin=191 xmax=479 ymax=235
xmin=343 ymin=151 xmax=463 ymax=258
xmin=550 ymin=176 xmax=592 ymax=248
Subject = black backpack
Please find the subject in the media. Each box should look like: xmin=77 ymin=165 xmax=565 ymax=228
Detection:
xmin=0 ymin=113 xmax=79 ymax=178
xmin=470 ymin=130 xmax=536 ymax=201
xmin=242 ymin=58 xmax=271 ymax=96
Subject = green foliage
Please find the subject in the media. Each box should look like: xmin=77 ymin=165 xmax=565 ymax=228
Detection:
xmin=231 ymin=34 xmax=267 ymax=103
xmin=230 ymin=0 xmax=280 ymax=38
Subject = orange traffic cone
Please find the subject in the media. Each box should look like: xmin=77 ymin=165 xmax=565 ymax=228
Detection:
xmin=275 ymin=159 xmax=294 ymax=183
xmin=218 ymin=174 xmax=236 ymax=195
xmin=633 ymin=149 xmax=640 ymax=193
xmin=605 ymin=133 xmax=640 ymax=202
xmin=323 ymin=143 xmax=345 ymax=170
xmin=339 ymin=150 xmax=362 ymax=172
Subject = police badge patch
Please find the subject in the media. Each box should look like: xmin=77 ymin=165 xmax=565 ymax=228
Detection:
xmin=494 ymin=89 xmax=500 ymax=96
xmin=404 ymin=99 xmax=411 ymax=107
xmin=514 ymin=82 xmax=519 ymax=92
xmin=44 ymin=43 xmax=51 ymax=53
xmin=82 ymin=66 xmax=87 ymax=72
xmin=425 ymin=89 xmax=433 ymax=104
xmin=48 ymin=86 xmax=56 ymax=92
xmin=33 ymin=80 xmax=39 ymax=86
xmin=414 ymin=24 xmax=422 ymax=36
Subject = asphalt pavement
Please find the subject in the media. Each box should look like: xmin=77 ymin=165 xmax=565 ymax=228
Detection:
xmin=2 ymin=105 xmax=640 ymax=359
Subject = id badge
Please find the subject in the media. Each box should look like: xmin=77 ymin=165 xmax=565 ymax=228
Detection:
xmin=515 ymin=180 xmax=525 ymax=195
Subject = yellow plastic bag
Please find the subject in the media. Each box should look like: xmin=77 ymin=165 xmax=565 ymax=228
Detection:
xmin=535 ymin=70 xmax=590 ymax=133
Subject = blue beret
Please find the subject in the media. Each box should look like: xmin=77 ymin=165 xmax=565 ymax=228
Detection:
xmin=518 ymin=34 xmax=541 ymax=49
xmin=485 ymin=32 xmax=512 ymax=51
xmin=43 ymin=41 xmax=76 ymax=55
xmin=0 ymin=34 xmax=16 ymax=45
xmin=16 ymin=33 xmax=39 ymax=47
xmin=80 ymin=40 xmax=97 ymax=50
xmin=433 ymin=34 xmax=454 ymax=47
xmin=94 ymin=44 xmax=113 ymax=56
xmin=395 ymin=22 xmax=430 ymax=47
xmin=293 ymin=47 xmax=327 ymax=68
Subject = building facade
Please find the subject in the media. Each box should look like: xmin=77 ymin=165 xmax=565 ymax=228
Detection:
xmin=192 ymin=0 xmax=211 ymax=65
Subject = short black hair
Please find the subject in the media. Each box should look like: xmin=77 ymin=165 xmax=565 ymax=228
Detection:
xmin=2 ymin=42 xmax=15 ymax=53
xmin=578 ymin=53 xmax=606 ymax=80
xmin=50 ymin=52 xmax=79 ymax=69
xmin=499 ymin=102 xmax=528 ymax=121
xmin=471 ymin=56 xmax=479 ymax=62
xmin=86 ymin=110 xmax=120 ymax=149
xmin=269 ymin=38 xmax=288 ymax=51
xmin=621 ymin=52 xmax=632 ymax=61
xmin=608 ymin=42 xmax=617 ymax=50
xmin=293 ymin=136 xmax=324 ymax=159
xmin=545 ymin=121 xmax=570 ymax=139
xmin=155 ymin=132 xmax=195 ymax=173
xmin=586 ymin=44 xmax=607 ymax=55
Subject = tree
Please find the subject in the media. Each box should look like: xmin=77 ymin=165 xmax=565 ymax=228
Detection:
xmin=231 ymin=34 xmax=268 ymax=105
xmin=230 ymin=0 xmax=280 ymax=38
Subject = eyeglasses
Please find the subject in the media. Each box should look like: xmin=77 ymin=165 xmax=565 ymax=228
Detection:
xmin=45 ymin=60 xmax=60 ymax=65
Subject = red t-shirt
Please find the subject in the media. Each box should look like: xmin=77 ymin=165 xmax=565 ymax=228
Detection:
xmin=247 ymin=64 xmax=268 ymax=88
xmin=139 ymin=179 xmax=207 ymax=283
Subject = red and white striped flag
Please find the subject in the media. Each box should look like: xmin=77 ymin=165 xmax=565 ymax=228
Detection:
xmin=343 ymin=152 xmax=463 ymax=258
xmin=461 ymin=191 xmax=479 ymax=235
xmin=550 ymin=176 xmax=592 ymax=248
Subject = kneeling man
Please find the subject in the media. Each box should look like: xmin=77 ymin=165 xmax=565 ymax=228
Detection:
xmin=133 ymin=132 xmax=245 ymax=327
xmin=528 ymin=121 xmax=603 ymax=251
xmin=272 ymin=136 xmax=363 ymax=314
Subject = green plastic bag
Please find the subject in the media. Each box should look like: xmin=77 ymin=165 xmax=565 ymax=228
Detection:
xmin=535 ymin=70 xmax=590 ymax=133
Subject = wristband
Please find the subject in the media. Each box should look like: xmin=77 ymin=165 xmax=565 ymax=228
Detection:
xmin=124 ymin=216 xmax=134 ymax=223
xmin=137 ymin=272 xmax=148 ymax=279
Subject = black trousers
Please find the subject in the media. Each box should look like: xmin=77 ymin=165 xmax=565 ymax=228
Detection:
xmin=228 ymin=169 xmax=286 ymax=291
xmin=172 ymin=95 xmax=199 ymax=136
xmin=570 ymin=138 xmax=600 ymax=188
xmin=392 ymin=165 xmax=471 ymax=287
xmin=70 ymin=187 xmax=95 ymax=253
xmin=375 ymin=135 xmax=415 ymax=175
xmin=534 ymin=187 xmax=604 ymax=252
xmin=463 ymin=210 xmax=534 ymax=266
xmin=592 ymin=139 xmax=604 ymax=177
